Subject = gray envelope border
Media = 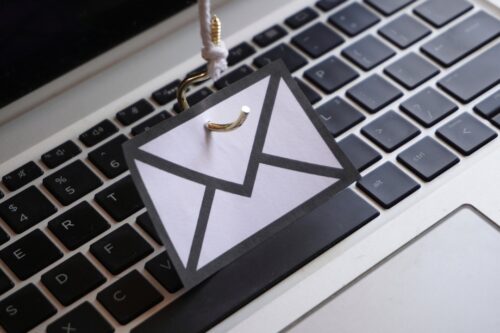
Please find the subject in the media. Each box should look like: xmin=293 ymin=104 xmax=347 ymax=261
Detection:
xmin=123 ymin=60 xmax=360 ymax=289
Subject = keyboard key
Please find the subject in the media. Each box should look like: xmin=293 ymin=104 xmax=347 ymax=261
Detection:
xmin=338 ymin=134 xmax=382 ymax=172
xmin=341 ymin=34 xmax=394 ymax=71
xmin=43 ymin=160 xmax=102 ymax=206
xmin=2 ymin=161 xmax=43 ymax=191
xmin=357 ymin=161 xmax=420 ymax=208
xmin=304 ymin=56 xmax=358 ymax=94
xmin=362 ymin=110 xmax=420 ymax=152
xmin=227 ymin=42 xmax=256 ymax=66
xmin=95 ymin=175 xmax=144 ymax=221
xmin=328 ymin=3 xmax=380 ymax=37
xmin=365 ymin=0 xmax=415 ymax=16
xmin=152 ymin=80 xmax=180 ymax=106
xmin=347 ymin=74 xmax=403 ymax=113
xmin=421 ymin=12 xmax=500 ymax=67
xmin=0 ymin=228 xmax=9 ymax=246
xmin=474 ymin=90 xmax=500 ymax=119
xmin=0 ymin=190 xmax=3 ymax=199
xmin=214 ymin=65 xmax=254 ymax=90
xmin=91 ymin=224 xmax=153 ymax=275
xmin=116 ymin=99 xmax=154 ymax=126
xmin=173 ymin=87 xmax=212 ymax=113
xmin=316 ymin=0 xmax=345 ymax=12
xmin=292 ymin=23 xmax=344 ymax=58
xmin=398 ymin=136 xmax=459 ymax=181
xmin=0 ymin=284 xmax=56 ymax=333
xmin=42 ymin=253 xmax=105 ymax=306
xmin=400 ymin=87 xmax=458 ymax=127
xmin=79 ymin=119 xmax=118 ymax=147
xmin=47 ymin=302 xmax=113 ymax=333
xmin=316 ymin=97 xmax=365 ymax=137
xmin=0 ymin=186 xmax=56 ymax=234
xmin=414 ymin=0 xmax=473 ymax=28
xmin=0 ymin=229 xmax=62 ymax=280
xmin=437 ymin=43 xmax=500 ymax=103
xmin=89 ymin=134 xmax=128 ymax=179
xmin=132 ymin=111 xmax=171 ymax=135
xmin=0 ymin=270 xmax=13 ymax=295
xmin=136 ymin=213 xmax=162 ymax=244
xmin=42 ymin=140 xmax=81 ymax=169
xmin=490 ymin=114 xmax=500 ymax=129
xmin=436 ymin=113 xmax=497 ymax=155
xmin=378 ymin=14 xmax=431 ymax=49
xmin=254 ymin=44 xmax=307 ymax=73
xmin=97 ymin=270 xmax=163 ymax=324
xmin=253 ymin=25 xmax=287 ymax=47
xmin=295 ymin=79 xmax=321 ymax=105
xmin=48 ymin=201 xmax=109 ymax=250
xmin=146 ymin=252 xmax=183 ymax=293
xmin=285 ymin=7 xmax=319 ymax=29
xmin=384 ymin=52 xmax=439 ymax=90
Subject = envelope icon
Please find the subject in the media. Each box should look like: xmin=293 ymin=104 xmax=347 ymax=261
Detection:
xmin=124 ymin=61 xmax=359 ymax=288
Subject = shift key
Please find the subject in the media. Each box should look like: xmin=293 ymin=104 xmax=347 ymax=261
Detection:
xmin=438 ymin=43 xmax=500 ymax=103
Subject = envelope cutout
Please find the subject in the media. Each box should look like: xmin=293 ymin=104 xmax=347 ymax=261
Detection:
xmin=123 ymin=60 xmax=359 ymax=289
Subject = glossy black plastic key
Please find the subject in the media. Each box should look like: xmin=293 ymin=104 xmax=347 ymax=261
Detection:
xmin=400 ymin=87 xmax=457 ymax=127
xmin=378 ymin=14 xmax=430 ymax=49
xmin=347 ymin=74 xmax=402 ymax=113
xmin=342 ymin=34 xmax=394 ymax=71
xmin=384 ymin=52 xmax=439 ymax=90
xmin=79 ymin=119 xmax=118 ymax=147
xmin=304 ymin=56 xmax=358 ymax=94
xmin=95 ymin=175 xmax=144 ymax=221
xmin=414 ymin=0 xmax=473 ymax=28
xmin=2 ymin=161 xmax=43 ymax=191
xmin=42 ymin=140 xmax=81 ymax=169
xmin=89 ymin=134 xmax=129 ymax=178
xmin=292 ymin=23 xmax=344 ymax=58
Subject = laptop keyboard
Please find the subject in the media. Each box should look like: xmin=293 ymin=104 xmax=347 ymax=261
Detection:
xmin=0 ymin=0 xmax=499 ymax=331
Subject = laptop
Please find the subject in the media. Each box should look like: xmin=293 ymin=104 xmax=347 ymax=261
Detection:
xmin=0 ymin=0 xmax=499 ymax=332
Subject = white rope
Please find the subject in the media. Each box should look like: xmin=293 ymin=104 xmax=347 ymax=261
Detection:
xmin=199 ymin=0 xmax=228 ymax=81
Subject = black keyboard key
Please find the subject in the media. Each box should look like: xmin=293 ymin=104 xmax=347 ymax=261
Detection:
xmin=316 ymin=0 xmax=345 ymax=12
xmin=42 ymin=140 xmax=81 ymax=169
xmin=421 ymin=12 xmax=500 ymax=67
xmin=42 ymin=253 xmax=105 ymax=306
xmin=295 ymin=79 xmax=321 ymax=105
xmin=79 ymin=119 xmax=118 ymax=147
xmin=398 ymin=136 xmax=459 ymax=182
xmin=253 ymin=25 xmax=287 ymax=47
xmin=0 ymin=229 xmax=62 ymax=280
xmin=316 ymin=97 xmax=365 ymax=137
xmin=0 ymin=284 xmax=56 ymax=333
xmin=362 ymin=110 xmax=420 ymax=152
xmin=152 ymin=80 xmax=180 ymax=106
xmin=338 ymin=134 xmax=381 ymax=172
xmin=490 ymin=114 xmax=500 ymax=129
xmin=47 ymin=302 xmax=113 ymax=333
xmin=146 ymin=252 xmax=183 ymax=293
xmin=414 ymin=0 xmax=473 ymax=28
xmin=95 ymin=175 xmax=144 ymax=221
xmin=437 ymin=43 xmax=500 ymax=103
xmin=48 ymin=201 xmax=109 ymax=250
xmin=285 ymin=7 xmax=319 ymax=29
xmin=91 ymin=224 xmax=152 ymax=275
xmin=173 ymin=88 xmax=212 ymax=113
xmin=365 ymin=0 xmax=415 ymax=16
xmin=227 ymin=42 xmax=256 ymax=66
xmin=436 ymin=113 xmax=497 ymax=156
xmin=292 ymin=23 xmax=344 ymax=58
xmin=342 ymin=34 xmax=394 ymax=71
xmin=43 ymin=160 xmax=102 ymax=206
xmin=347 ymin=74 xmax=403 ymax=113
xmin=89 ymin=134 xmax=128 ymax=179
xmin=214 ymin=65 xmax=254 ymax=90
xmin=254 ymin=44 xmax=307 ymax=73
xmin=2 ymin=161 xmax=43 ymax=191
xmin=136 ymin=213 xmax=162 ymax=244
xmin=400 ymin=87 xmax=457 ymax=127
xmin=474 ymin=90 xmax=500 ymax=119
xmin=132 ymin=111 xmax=171 ymax=135
xmin=357 ymin=161 xmax=420 ymax=208
xmin=0 ymin=270 xmax=13 ymax=295
xmin=378 ymin=14 xmax=431 ymax=49
xmin=0 ymin=186 xmax=56 ymax=234
xmin=0 ymin=228 xmax=8 ymax=246
xmin=116 ymin=99 xmax=154 ymax=126
xmin=304 ymin=56 xmax=358 ymax=94
xmin=97 ymin=270 xmax=163 ymax=324
xmin=328 ymin=3 xmax=380 ymax=37
xmin=384 ymin=52 xmax=439 ymax=90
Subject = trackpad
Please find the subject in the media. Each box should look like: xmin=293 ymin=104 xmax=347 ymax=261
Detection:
xmin=288 ymin=206 xmax=500 ymax=333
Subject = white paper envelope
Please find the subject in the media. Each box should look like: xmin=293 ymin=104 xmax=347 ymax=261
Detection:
xmin=124 ymin=61 xmax=359 ymax=289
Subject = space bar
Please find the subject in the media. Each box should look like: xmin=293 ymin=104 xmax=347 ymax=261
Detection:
xmin=438 ymin=43 xmax=500 ymax=103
